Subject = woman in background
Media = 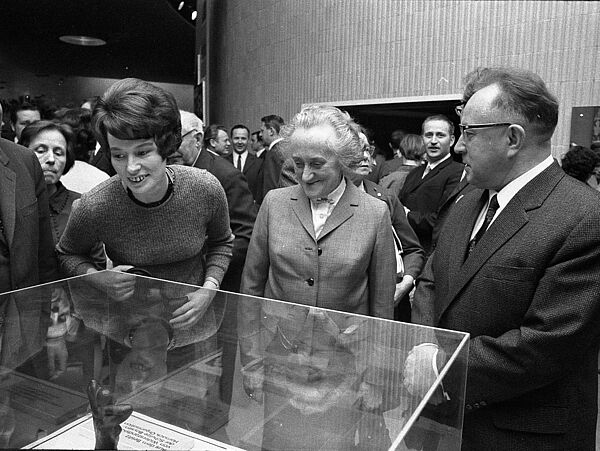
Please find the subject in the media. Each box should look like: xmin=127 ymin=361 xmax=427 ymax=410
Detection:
xmin=378 ymin=133 xmax=426 ymax=197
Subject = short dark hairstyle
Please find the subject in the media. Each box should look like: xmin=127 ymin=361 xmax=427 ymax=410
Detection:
xmin=462 ymin=67 xmax=559 ymax=143
xmin=389 ymin=129 xmax=407 ymax=150
xmin=10 ymin=101 xmax=40 ymax=125
xmin=422 ymin=114 xmax=455 ymax=136
xmin=230 ymin=124 xmax=250 ymax=136
xmin=203 ymin=124 xmax=228 ymax=149
xmin=400 ymin=134 xmax=427 ymax=161
xmin=92 ymin=78 xmax=182 ymax=160
xmin=251 ymin=130 xmax=263 ymax=143
xmin=54 ymin=107 xmax=96 ymax=161
xmin=19 ymin=120 xmax=76 ymax=175
xmin=261 ymin=115 xmax=285 ymax=134
xmin=561 ymin=145 xmax=600 ymax=183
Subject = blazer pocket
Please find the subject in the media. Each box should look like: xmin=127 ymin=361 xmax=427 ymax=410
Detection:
xmin=480 ymin=264 xmax=537 ymax=282
xmin=492 ymin=404 xmax=568 ymax=434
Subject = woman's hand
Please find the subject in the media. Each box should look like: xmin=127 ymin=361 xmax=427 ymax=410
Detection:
xmin=170 ymin=287 xmax=215 ymax=329
xmin=87 ymin=265 xmax=136 ymax=301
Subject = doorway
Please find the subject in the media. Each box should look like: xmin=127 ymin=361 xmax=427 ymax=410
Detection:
xmin=311 ymin=94 xmax=463 ymax=160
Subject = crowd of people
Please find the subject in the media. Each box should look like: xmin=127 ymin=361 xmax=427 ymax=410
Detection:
xmin=1 ymin=65 xmax=600 ymax=450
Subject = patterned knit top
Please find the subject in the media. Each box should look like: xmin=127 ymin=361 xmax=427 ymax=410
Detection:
xmin=57 ymin=165 xmax=233 ymax=285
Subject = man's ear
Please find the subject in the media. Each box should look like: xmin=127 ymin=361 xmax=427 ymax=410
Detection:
xmin=506 ymin=124 xmax=526 ymax=158
xmin=209 ymin=138 xmax=217 ymax=148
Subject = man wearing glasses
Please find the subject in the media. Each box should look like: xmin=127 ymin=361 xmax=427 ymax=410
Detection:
xmin=409 ymin=67 xmax=600 ymax=450
xmin=400 ymin=114 xmax=463 ymax=255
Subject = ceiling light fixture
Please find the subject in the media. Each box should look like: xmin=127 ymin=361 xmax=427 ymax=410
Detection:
xmin=178 ymin=1 xmax=185 ymax=10
xmin=59 ymin=35 xmax=106 ymax=46
xmin=191 ymin=10 xmax=197 ymax=20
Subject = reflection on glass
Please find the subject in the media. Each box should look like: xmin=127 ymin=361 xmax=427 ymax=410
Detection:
xmin=0 ymin=272 xmax=468 ymax=450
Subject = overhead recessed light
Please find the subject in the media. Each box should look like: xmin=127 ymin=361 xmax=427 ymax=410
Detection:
xmin=191 ymin=10 xmax=197 ymax=20
xmin=178 ymin=1 xmax=185 ymax=10
xmin=59 ymin=35 xmax=106 ymax=46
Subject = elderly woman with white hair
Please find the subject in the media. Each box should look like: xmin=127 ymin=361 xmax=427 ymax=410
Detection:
xmin=239 ymin=104 xmax=396 ymax=450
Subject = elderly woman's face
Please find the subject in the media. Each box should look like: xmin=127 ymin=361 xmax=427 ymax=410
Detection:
xmin=29 ymin=129 xmax=68 ymax=185
xmin=290 ymin=125 xmax=344 ymax=199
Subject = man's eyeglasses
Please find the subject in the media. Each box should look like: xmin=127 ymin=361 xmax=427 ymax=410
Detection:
xmin=458 ymin=123 xmax=513 ymax=135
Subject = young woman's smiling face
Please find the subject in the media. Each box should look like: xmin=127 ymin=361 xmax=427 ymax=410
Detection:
xmin=108 ymin=133 xmax=168 ymax=203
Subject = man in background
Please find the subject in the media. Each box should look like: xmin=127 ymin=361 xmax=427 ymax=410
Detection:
xmin=204 ymin=124 xmax=231 ymax=157
xmin=10 ymin=102 xmax=41 ymax=142
xmin=400 ymin=115 xmax=463 ymax=254
xmin=260 ymin=114 xmax=290 ymax=197
xmin=227 ymin=124 xmax=263 ymax=203
xmin=250 ymin=130 xmax=265 ymax=158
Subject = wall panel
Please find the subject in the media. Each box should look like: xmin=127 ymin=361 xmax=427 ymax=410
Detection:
xmin=207 ymin=0 xmax=599 ymax=156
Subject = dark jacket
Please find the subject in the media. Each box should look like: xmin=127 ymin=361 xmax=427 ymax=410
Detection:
xmin=194 ymin=149 xmax=257 ymax=292
xmin=226 ymin=151 xmax=264 ymax=204
xmin=400 ymin=157 xmax=463 ymax=254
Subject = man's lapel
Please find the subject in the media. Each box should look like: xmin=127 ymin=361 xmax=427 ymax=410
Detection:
xmin=402 ymin=165 xmax=427 ymax=194
xmin=440 ymin=163 xmax=564 ymax=320
xmin=0 ymin=149 xmax=16 ymax=246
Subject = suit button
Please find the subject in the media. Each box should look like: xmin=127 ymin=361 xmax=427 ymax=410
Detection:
xmin=474 ymin=402 xmax=480 ymax=409
xmin=306 ymin=278 xmax=314 ymax=286
xmin=465 ymin=404 xmax=472 ymax=411
xmin=317 ymin=248 xmax=322 ymax=256
xmin=480 ymin=401 xmax=487 ymax=407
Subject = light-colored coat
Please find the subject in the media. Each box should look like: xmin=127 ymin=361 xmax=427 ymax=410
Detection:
xmin=239 ymin=181 xmax=396 ymax=374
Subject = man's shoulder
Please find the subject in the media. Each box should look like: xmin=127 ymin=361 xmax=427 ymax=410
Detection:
xmin=0 ymin=138 xmax=33 ymax=163
xmin=438 ymin=158 xmax=463 ymax=174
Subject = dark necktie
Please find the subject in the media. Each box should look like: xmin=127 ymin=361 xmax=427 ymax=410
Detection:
xmin=467 ymin=193 xmax=499 ymax=256
xmin=236 ymin=154 xmax=242 ymax=171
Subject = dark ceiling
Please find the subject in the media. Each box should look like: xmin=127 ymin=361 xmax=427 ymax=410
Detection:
xmin=1 ymin=0 xmax=196 ymax=84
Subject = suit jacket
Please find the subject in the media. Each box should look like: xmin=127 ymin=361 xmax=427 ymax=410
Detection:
xmin=194 ymin=150 xmax=257 ymax=292
xmin=413 ymin=162 xmax=600 ymax=450
xmin=378 ymin=157 xmax=405 ymax=181
xmin=227 ymin=151 xmax=264 ymax=204
xmin=261 ymin=140 xmax=297 ymax=198
xmin=362 ymin=179 xmax=425 ymax=279
xmin=239 ymin=182 xmax=396 ymax=380
xmin=400 ymin=157 xmax=463 ymax=254
xmin=430 ymin=176 xmax=476 ymax=252
xmin=0 ymin=138 xmax=58 ymax=290
xmin=0 ymin=138 xmax=58 ymax=368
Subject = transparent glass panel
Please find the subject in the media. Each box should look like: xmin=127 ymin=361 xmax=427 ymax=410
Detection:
xmin=0 ymin=272 xmax=468 ymax=450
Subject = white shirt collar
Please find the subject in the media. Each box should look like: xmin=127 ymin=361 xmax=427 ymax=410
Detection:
xmin=494 ymin=155 xmax=554 ymax=212
xmin=427 ymin=153 xmax=451 ymax=170
xmin=269 ymin=137 xmax=283 ymax=150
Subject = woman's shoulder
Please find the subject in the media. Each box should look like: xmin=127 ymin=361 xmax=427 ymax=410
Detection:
xmin=78 ymin=176 xmax=123 ymax=209
xmin=171 ymin=164 xmax=224 ymax=194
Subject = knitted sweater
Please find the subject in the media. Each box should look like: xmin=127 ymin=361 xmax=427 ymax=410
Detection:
xmin=57 ymin=165 xmax=233 ymax=285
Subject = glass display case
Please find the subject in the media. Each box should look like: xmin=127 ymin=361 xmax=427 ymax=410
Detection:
xmin=0 ymin=271 xmax=469 ymax=450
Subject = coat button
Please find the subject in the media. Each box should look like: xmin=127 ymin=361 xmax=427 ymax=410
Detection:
xmin=317 ymin=248 xmax=322 ymax=256
xmin=306 ymin=278 xmax=314 ymax=286
xmin=465 ymin=404 xmax=472 ymax=410
xmin=480 ymin=401 xmax=487 ymax=407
